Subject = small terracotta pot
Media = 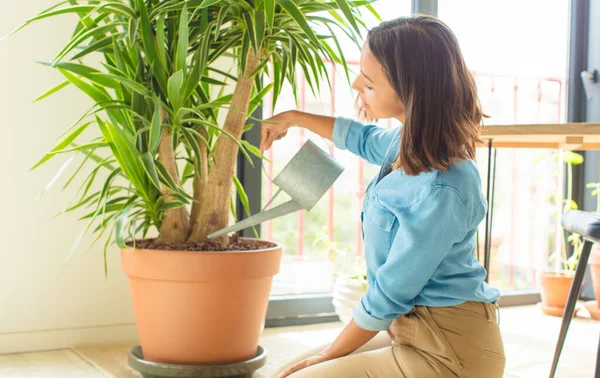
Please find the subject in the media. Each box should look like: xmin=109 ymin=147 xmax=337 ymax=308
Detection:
xmin=121 ymin=240 xmax=282 ymax=365
xmin=537 ymin=271 xmax=575 ymax=316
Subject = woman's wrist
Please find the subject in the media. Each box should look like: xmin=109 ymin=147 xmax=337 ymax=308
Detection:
xmin=284 ymin=110 xmax=335 ymax=141
xmin=284 ymin=110 xmax=302 ymax=128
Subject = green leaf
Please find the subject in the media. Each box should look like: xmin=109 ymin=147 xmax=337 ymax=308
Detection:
xmin=230 ymin=195 xmax=237 ymax=219
xmin=240 ymin=32 xmax=250 ymax=77
xmin=31 ymin=122 xmax=92 ymax=171
xmin=199 ymin=0 xmax=223 ymax=8
xmin=167 ymin=70 xmax=185 ymax=111
xmin=176 ymin=4 xmax=189 ymax=73
xmin=255 ymin=9 xmax=266 ymax=50
xmin=149 ymin=101 xmax=162 ymax=155
xmin=3 ymin=5 xmax=96 ymax=40
xmin=232 ymin=176 xmax=251 ymax=218
xmin=156 ymin=14 xmax=167 ymax=67
xmin=154 ymin=159 xmax=183 ymax=195
xmin=243 ymin=11 xmax=258 ymax=52
xmin=181 ymin=127 xmax=204 ymax=178
xmin=58 ymin=69 xmax=111 ymax=106
xmin=33 ymin=81 xmax=70 ymax=103
xmin=53 ymin=22 xmax=125 ymax=64
xmin=279 ymin=0 xmax=321 ymax=45
xmin=265 ymin=0 xmax=275 ymax=30
xmin=103 ymin=227 xmax=115 ymax=278
xmin=241 ymin=140 xmax=262 ymax=159
xmin=115 ymin=204 xmax=134 ymax=248
xmin=64 ymin=166 xmax=121 ymax=264
xmin=333 ymin=0 xmax=361 ymax=35
xmin=136 ymin=0 xmax=167 ymax=92
xmin=140 ymin=153 xmax=161 ymax=190
xmin=365 ymin=4 xmax=381 ymax=21
xmin=71 ymin=35 xmax=113 ymax=60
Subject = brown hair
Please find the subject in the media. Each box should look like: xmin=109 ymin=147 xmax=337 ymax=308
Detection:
xmin=367 ymin=15 xmax=484 ymax=176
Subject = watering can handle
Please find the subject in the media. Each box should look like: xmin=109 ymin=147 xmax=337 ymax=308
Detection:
xmin=207 ymin=200 xmax=303 ymax=239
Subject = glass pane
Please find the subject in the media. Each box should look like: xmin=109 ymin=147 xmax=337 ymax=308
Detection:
xmin=265 ymin=0 xmax=412 ymax=296
xmin=438 ymin=0 xmax=570 ymax=291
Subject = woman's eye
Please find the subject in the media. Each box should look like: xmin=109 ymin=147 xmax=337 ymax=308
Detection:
xmin=365 ymin=85 xmax=373 ymax=91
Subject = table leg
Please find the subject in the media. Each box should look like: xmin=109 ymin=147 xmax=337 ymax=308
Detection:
xmin=484 ymin=140 xmax=497 ymax=283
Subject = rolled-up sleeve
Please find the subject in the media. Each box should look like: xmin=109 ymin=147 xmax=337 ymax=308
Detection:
xmin=352 ymin=186 xmax=472 ymax=331
xmin=332 ymin=117 xmax=398 ymax=166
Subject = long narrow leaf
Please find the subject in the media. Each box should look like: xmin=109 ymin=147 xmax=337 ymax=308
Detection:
xmin=33 ymin=81 xmax=70 ymax=103
xmin=176 ymin=4 xmax=189 ymax=73
xmin=31 ymin=122 xmax=92 ymax=171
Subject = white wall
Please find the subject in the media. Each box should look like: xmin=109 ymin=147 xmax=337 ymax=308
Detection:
xmin=0 ymin=1 xmax=138 ymax=353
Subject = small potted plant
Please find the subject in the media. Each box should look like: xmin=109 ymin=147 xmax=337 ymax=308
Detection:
xmin=584 ymin=182 xmax=600 ymax=319
xmin=313 ymin=229 xmax=367 ymax=324
xmin=538 ymin=151 xmax=584 ymax=316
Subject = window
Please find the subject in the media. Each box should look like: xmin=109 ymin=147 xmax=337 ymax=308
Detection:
xmin=438 ymin=0 xmax=570 ymax=292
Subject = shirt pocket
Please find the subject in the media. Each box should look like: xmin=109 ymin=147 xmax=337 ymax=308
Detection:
xmin=363 ymin=197 xmax=396 ymax=245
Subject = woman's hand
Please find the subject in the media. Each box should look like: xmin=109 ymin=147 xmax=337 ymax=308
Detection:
xmin=260 ymin=111 xmax=295 ymax=153
xmin=276 ymin=351 xmax=332 ymax=378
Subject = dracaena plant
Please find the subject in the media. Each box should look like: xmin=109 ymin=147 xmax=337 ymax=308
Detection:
xmin=8 ymin=0 xmax=376 ymax=271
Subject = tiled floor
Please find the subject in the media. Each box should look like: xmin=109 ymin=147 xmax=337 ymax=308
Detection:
xmin=0 ymin=305 xmax=597 ymax=378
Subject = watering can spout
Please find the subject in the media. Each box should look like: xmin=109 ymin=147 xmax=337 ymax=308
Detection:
xmin=207 ymin=139 xmax=344 ymax=240
xmin=207 ymin=200 xmax=303 ymax=239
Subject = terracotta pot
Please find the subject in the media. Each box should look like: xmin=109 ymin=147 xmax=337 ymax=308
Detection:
xmin=537 ymin=271 xmax=575 ymax=316
xmin=121 ymin=240 xmax=282 ymax=365
xmin=590 ymin=246 xmax=600 ymax=304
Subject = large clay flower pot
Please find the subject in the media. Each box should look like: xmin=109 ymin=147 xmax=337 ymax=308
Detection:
xmin=537 ymin=271 xmax=578 ymax=316
xmin=121 ymin=239 xmax=282 ymax=365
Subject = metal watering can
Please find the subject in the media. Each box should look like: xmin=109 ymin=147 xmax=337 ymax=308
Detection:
xmin=207 ymin=139 xmax=344 ymax=239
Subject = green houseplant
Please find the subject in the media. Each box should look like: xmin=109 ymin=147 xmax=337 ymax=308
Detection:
xmin=8 ymin=0 xmax=375 ymax=365
xmin=538 ymin=150 xmax=584 ymax=316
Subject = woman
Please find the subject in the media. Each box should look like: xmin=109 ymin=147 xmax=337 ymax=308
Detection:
xmin=260 ymin=15 xmax=505 ymax=378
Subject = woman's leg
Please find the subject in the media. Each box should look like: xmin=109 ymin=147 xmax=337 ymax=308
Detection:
xmin=287 ymin=346 xmax=406 ymax=378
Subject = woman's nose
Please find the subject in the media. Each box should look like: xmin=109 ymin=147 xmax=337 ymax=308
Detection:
xmin=351 ymin=77 xmax=361 ymax=92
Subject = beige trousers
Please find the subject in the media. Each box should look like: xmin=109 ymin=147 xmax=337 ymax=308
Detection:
xmin=283 ymin=301 xmax=505 ymax=378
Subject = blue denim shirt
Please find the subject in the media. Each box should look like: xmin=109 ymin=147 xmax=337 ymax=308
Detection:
xmin=332 ymin=117 xmax=501 ymax=331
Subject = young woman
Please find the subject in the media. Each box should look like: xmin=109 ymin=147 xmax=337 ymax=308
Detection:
xmin=260 ymin=15 xmax=505 ymax=378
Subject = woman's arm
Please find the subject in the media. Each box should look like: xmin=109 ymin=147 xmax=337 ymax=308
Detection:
xmin=276 ymin=319 xmax=378 ymax=378
xmin=323 ymin=318 xmax=379 ymax=359
xmin=260 ymin=111 xmax=398 ymax=166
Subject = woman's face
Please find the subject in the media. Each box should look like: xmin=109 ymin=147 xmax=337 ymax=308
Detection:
xmin=352 ymin=41 xmax=405 ymax=123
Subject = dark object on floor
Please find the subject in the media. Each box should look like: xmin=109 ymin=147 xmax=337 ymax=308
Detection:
xmin=128 ymin=345 xmax=267 ymax=378
xmin=551 ymin=210 xmax=600 ymax=378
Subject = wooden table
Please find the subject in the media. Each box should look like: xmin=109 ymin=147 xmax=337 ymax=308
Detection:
xmin=475 ymin=123 xmax=600 ymax=280
xmin=480 ymin=123 xmax=600 ymax=149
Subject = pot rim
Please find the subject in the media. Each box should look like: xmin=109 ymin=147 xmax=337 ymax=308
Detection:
xmin=538 ymin=270 xmax=575 ymax=277
xmin=122 ymin=237 xmax=282 ymax=254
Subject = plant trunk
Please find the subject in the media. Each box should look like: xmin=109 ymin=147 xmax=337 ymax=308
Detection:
xmin=188 ymin=50 xmax=261 ymax=244
xmin=190 ymin=128 xmax=209 ymax=229
xmin=157 ymin=126 xmax=191 ymax=242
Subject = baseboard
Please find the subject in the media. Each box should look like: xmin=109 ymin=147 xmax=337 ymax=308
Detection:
xmin=0 ymin=323 xmax=139 ymax=354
